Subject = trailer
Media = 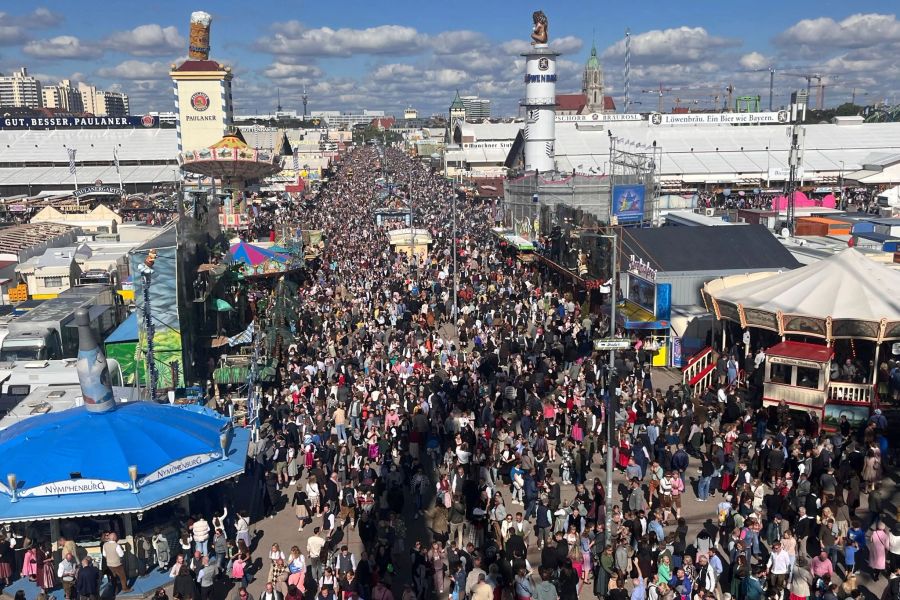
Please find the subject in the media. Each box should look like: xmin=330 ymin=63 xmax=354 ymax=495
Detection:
xmin=0 ymin=285 xmax=119 ymax=361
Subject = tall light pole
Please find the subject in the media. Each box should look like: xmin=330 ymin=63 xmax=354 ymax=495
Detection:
xmin=452 ymin=192 xmax=458 ymax=321
xmin=839 ymin=160 xmax=845 ymax=209
xmin=602 ymin=232 xmax=617 ymax=538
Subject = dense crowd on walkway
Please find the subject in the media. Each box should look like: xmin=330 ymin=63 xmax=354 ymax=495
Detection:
xmin=181 ymin=146 xmax=894 ymax=600
xmin=11 ymin=146 xmax=892 ymax=600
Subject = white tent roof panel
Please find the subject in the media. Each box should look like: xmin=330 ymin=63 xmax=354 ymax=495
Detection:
xmin=710 ymin=248 xmax=900 ymax=324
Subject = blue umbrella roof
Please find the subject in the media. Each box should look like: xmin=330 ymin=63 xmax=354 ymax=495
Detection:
xmin=0 ymin=402 xmax=249 ymax=522
xmin=104 ymin=312 xmax=138 ymax=344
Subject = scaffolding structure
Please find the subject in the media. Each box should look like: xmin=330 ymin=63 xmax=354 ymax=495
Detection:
xmin=608 ymin=135 xmax=662 ymax=225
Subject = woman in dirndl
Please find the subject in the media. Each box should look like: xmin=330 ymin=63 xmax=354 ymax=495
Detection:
xmin=0 ymin=535 xmax=12 ymax=586
xmin=21 ymin=546 xmax=37 ymax=580
xmin=617 ymin=433 xmax=631 ymax=472
xmin=35 ymin=543 xmax=56 ymax=593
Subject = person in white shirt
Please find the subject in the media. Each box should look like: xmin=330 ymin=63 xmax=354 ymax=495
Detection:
xmin=192 ymin=517 xmax=211 ymax=556
xmin=767 ymin=541 xmax=791 ymax=596
xmin=234 ymin=511 xmax=251 ymax=549
xmin=57 ymin=552 xmax=78 ymax=600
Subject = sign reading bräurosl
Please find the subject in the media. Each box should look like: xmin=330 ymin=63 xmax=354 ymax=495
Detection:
xmin=555 ymin=113 xmax=643 ymax=123
xmin=649 ymin=111 xmax=790 ymax=126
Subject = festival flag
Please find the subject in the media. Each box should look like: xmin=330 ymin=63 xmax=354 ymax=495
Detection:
xmin=227 ymin=320 xmax=255 ymax=346
xmin=113 ymin=148 xmax=120 ymax=174
xmin=67 ymin=148 xmax=77 ymax=174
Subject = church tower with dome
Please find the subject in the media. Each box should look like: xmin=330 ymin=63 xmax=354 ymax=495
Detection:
xmin=582 ymin=42 xmax=604 ymax=114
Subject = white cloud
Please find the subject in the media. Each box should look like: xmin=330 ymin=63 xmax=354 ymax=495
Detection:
xmin=0 ymin=8 xmax=61 ymax=46
xmin=501 ymin=35 xmax=583 ymax=56
xmin=739 ymin=52 xmax=769 ymax=70
xmin=776 ymin=13 xmax=900 ymax=49
xmin=431 ymin=31 xmax=488 ymax=55
xmin=106 ymin=24 xmax=185 ymax=57
xmin=263 ymin=62 xmax=323 ymax=80
xmin=23 ymin=7 xmax=63 ymax=28
xmin=97 ymin=60 xmax=168 ymax=80
xmin=603 ymin=27 xmax=732 ymax=64
xmin=261 ymin=22 xmax=426 ymax=57
xmin=23 ymin=35 xmax=102 ymax=59
xmin=0 ymin=25 xmax=27 ymax=46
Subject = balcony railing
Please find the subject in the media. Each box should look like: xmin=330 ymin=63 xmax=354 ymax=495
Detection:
xmin=827 ymin=381 xmax=875 ymax=404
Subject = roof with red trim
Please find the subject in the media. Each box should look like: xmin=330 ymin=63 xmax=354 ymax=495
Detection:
xmin=765 ymin=341 xmax=833 ymax=363
xmin=172 ymin=59 xmax=228 ymax=72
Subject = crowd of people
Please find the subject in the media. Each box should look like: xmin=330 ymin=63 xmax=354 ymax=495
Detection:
xmin=9 ymin=146 xmax=892 ymax=600
xmin=187 ymin=146 xmax=894 ymax=600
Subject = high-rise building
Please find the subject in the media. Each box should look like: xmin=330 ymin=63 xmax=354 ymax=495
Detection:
xmin=460 ymin=95 xmax=491 ymax=120
xmin=97 ymin=91 xmax=129 ymax=117
xmin=41 ymin=79 xmax=84 ymax=113
xmin=78 ymin=82 xmax=130 ymax=117
xmin=582 ymin=43 xmax=604 ymax=113
xmin=0 ymin=68 xmax=43 ymax=109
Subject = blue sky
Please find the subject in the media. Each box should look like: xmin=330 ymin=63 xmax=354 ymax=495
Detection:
xmin=4 ymin=0 xmax=900 ymax=115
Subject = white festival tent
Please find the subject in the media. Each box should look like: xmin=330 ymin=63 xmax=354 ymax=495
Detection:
xmin=704 ymin=248 xmax=900 ymax=341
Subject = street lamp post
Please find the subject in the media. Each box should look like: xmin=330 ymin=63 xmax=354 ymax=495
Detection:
xmin=602 ymin=232 xmax=618 ymax=538
xmin=452 ymin=192 xmax=458 ymax=321
xmin=839 ymin=160 xmax=845 ymax=209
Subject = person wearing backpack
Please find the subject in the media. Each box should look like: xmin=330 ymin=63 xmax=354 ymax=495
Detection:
xmin=535 ymin=497 xmax=553 ymax=549
xmin=339 ymin=483 xmax=357 ymax=530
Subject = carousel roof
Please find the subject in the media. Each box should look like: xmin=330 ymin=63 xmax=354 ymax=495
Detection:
xmin=229 ymin=241 xmax=288 ymax=266
xmin=179 ymin=129 xmax=282 ymax=180
xmin=0 ymin=402 xmax=249 ymax=522
xmin=705 ymin=248 xmax=900 ymax=340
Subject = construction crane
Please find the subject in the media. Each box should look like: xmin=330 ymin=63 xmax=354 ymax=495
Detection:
xmin=642 ymin=83 xmax=672 ymax=113
xmin=673 ymin=93 xmax=724 ymax=112
xmin=642 ymin=83 xmax=726 ymax=113
xmin=752 ymin=67 xmax=777 ymax=111
xmin=781 ymin=72 xmax=836 ymax=110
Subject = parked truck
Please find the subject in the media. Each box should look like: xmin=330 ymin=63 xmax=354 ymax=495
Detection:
xmin=0 ymin=285 xmax=120 ymax=361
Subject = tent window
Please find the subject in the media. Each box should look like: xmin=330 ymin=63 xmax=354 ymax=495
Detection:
xmin=770 ymin=363 xmax=792 ymax=385
xmin=796 ymin=366 xmax=820 ymax=389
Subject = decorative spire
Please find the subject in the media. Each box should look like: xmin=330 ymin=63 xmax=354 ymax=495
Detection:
xmin=450 ymin=90 xmax=465 ymax=111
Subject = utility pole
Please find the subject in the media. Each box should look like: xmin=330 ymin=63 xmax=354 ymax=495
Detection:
xmin=302 ymin=85 xmax=308 ymax=119
xmin=785 ymin=91 xmax=807 ymax=234
xmin=452 ymin=191 xmax=458 ymax=321
xmin=603 ymin=232 xmax=617 ymax=538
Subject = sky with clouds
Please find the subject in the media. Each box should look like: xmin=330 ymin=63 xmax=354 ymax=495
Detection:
xmin=3 ymin=0 xmax=900 ymax=116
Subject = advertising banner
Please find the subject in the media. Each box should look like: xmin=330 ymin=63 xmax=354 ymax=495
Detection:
xmin=628 ymin=274 xmax=656 ymax=314
xmin=555 ymin=113 xmax=644 ymax=123
xmin=671 ymin=337 xmax=683 ymax=368
xmin=132 ymin=246 xmax=184 ymax=389
xmin=649 ymin=111 xmax=789 ymax=126
xmin=0 ymin=115 xmax=159 ymax=129
xmin=611 ymin=184 xmax=646 ymax=223
xmin=655 ymin=283 xmax=672 ymax=323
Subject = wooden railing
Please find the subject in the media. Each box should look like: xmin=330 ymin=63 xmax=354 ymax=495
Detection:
xmin=682 ymin=347 xmax=716 ymax=394
xmin=827 ymin=381 xmax=875 ymax=404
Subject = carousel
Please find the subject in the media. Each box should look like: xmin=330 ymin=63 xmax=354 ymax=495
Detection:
xmin=178 ymin=128 xmax=283 ymax=229
xmin=702 ymin=248 xmax=900 ymax=427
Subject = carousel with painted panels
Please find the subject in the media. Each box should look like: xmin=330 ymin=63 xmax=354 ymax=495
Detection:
xmin=178 ymin=128 xmax=282 ymax=229
xmin=703 ymin=248 xmax=900 ymax=428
